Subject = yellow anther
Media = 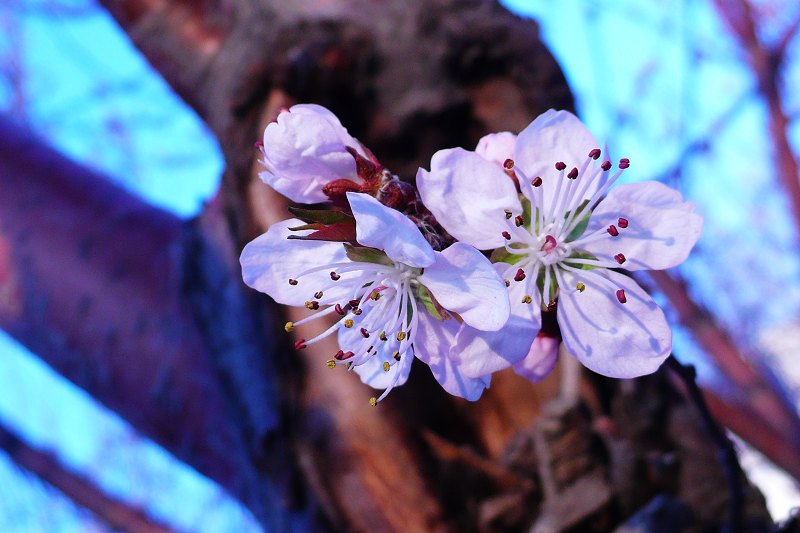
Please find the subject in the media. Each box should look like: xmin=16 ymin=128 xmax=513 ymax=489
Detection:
xmin=396 ymin=331 xmax=407 ymax=341
xmin=370 ymin=292 xmax=381 ymax=301
xmin=353 ymin=308 xmax=363 ymax=315
xmin=284 ymin=321 xmax=294 ymax=332
xmin=576 ymin=282 xmax=586 ymax=293
xmin=383 ymin=361 xmax=390 ymax=372
xmin=522 ymin=295 xmax=532 ymax=304
xmin=393 ymin=351 xmax=401 ymax=361
xmin=345 ymin=362 xmax=353 ymax=370
xmin=504 ymin=209 xmax=513 ymax=220
xmin=326 ymin=359 xmax=336 ymax=369
xmin=379 ymin=331 xmax=388 ymax=341
xmin=369 ymin=397 xmax=377 ymax=407
xmin=344 ymin=319 xmax=354 ymax=328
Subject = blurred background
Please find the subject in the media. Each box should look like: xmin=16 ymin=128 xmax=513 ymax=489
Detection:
xmin=0 ymin=0 xmax=798 ymax=530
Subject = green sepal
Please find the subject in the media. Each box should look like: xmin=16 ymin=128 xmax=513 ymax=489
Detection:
xmin=343 ymin=244 xmax=393 ymax=265
xmin=416 ymin=284 xmax=448 ymax=321
xmin=490 ymin=246 xmax=526 ymax=265
xmin=287 ymin=206 xmax=355 ymax=225
xmin=565 ymin=200 xmax=592 ymax=241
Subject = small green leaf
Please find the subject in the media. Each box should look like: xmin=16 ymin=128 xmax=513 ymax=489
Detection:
xmin=288 ymin=206 xmax=355 ymax=225
xmin=343 ymin=244 xmax=393 ymax=265
xmin=490 ymin=246 xmax=526 ymax=265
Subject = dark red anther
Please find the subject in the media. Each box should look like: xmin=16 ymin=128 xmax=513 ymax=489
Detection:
xmin=555 ymin=161 xmax=567 ymax=171
xmin=334 ymin=304 xmax=346 ymax=316
xmin=618 ymin=217 xmax=629 ymax=228
xmin=619 ymin=158 xmax=630 ymax=169
xmin=349 ymin=299 xmax=360 ymax=308
xmin=532 ymin=176 xmax=543 ymax=187
xmin=614 ymin=253 xmax=626 ymax=264
xmin=360 ymin=328 xmax=370 ymax=338
xmin=616 ymin=289 xmax=627 ymax=304
xmin=335 ymin=350 xmax=354 ymax=360
xmin=314 ymin=291 xmax=324 ymax=299
xmin=330 ymin=271 xmax=341 ymax=281
xmin=503 ymin=158 xmax=515 ymax=170
xmin=515 ymin=215 xmax=524 ymax=227
xmin=568 ymin=167 xmax=579 ymax=179
xmin=288 ymin=278 xmax=298 ymax=285
xmin=607 ymin=225 xmax=619 ymax=237
xmin=502 ymin=231 xmax=512 ymax=240
xmin=306 ymin=300 xmax=319 ymax=310
xmin=514 ymin=268 xmax=526 ymax=282
xmin=294 ymin=339 xmax=307 ymax=350
xmin=601 ymin=161 xmax=612 ymax=171
xmin=588 ymin=148 xmax=601 ymax=160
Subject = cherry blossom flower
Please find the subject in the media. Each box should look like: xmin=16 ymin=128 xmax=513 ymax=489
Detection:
xmin=258 ymin=104 xmax=368 ymax=203
xmin=240 ymin=192 xmax=511 ymax=402
xmin=417 ymin=109 xmax=703 ymax=379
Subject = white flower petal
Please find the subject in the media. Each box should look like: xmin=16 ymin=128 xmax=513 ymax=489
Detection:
xmin=581 ymin=181 xmax=703 ymax=271
xmin=451 ymin=313 xmax=539 ymax=378
xmin=514 ymin=109 xmax=602 ymax=208
xmin=239 ymin=219 xmax=352 ymax=306
xmin=558 ymin=268 xmax=671 ymax=378
xmin=347 ymin=192 xmax=435 ymax=267
xmin=419 ymin=243 xmax=510 ymax=331
xmin=261 ymin=104 xmax=364 ymax=203
xmin=414 ymin=312 xmax=490 ymax=401
xmin=417 ymin=148 xmax=521 ymax=250
xmin=476 ymin=131 xmax=517 ymax=166
xmin=512 ymin=335 xmax=559 ymax=383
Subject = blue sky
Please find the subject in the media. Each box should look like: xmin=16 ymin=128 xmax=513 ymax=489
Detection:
xmin=0 ymin=0 xmax=798 ymax=529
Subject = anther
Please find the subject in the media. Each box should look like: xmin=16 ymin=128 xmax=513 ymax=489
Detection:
xmin=576 ymin=282 xmax=586 ymax=292
xmin=314 ymin=291 xmax=324 ymax=299
xmin=334 ymin=350 xmax=344 ymax=360
xmin=504 ymin=209 xmax=513 ymax=220
xmin=346 ymin=362 xmax=353 ymax=370
xmin=305 ymin=301 xmax=319 ymax=310
xmin=619 ymin=158 xmax=630 ymax=169
xmin=360 ymin=328 xmax=370 ymax=338
xmin=344 ymin=319 xmax=354 ymax=328
xmin=349 ymin=299 xmax=360 ymax=308
xmin=514 ymin=268 xmax=526 ymax=282
xmin=532 ymin=176 xmax=543 ymax=187
xmin=522 ymin=295 xmax=532 ymax=304
xmin=503 ymin=158 xmax=515 ymax=170
xmin=327 ymin=359 xmax=337 ymax=369
xmin=369 ymin=397 xmax=377 ymax=407
xmin=601 ymin=161 xmax=612 ymax=171
xmin=607 ymin=225 xmax=619 ymax=237
xmin=614 ymin=253 xmax=626 ymax=264
xmin=588 ymin=148 xmax=601 ymax=160
xmin=502 ymin=231 xmax=512 ymax=240
xmin=379 ymin=331 xmax=388 ymax=341
xmin=616 ymin=289 xmax=627 ymax=303
xmin=335 ymin=304 xmax=346 ymax=315
xmin=555 ymin=161 xmax=567 ymax=171
xmin=288 ymin=278 xmax=298 ymax=286
xmin=336 ymin=351 xmax=355 ymax=361
xmin=396 ymin=331 xmax=407 ymax=341
xmin=514 ymin=215 xmax=524 ymax=227
xmin=330 ymin=271 xmax=341 ymax=281
xmin=393 ymin=351 xmax=401 ymax=361
xmin=294 ymin=339 xmax=307 ymax=350
xmin=504 ymin=279 xmax=511 ymax=287
xmin=370 ymin=292 xmax=381 ymax=301
xmin=618 ymin=217 xmax=629 ymax=228
xmin=383 ymin=361 xmax=391 ymax=372
xmin=367 ymin=345 xmax=374 ymax=353
xmin=353 ymin=307 xmax=363 ymax=315
xmin=568 ymin=167 xmax=579 ymax=179
xmin=284 ymin=321 xmax=294 ymax=332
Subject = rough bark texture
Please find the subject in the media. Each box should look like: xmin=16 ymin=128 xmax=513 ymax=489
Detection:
xmin=0 ymin=0 xmax=791 ymax=531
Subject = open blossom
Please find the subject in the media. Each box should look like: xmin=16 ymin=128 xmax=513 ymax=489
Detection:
xmin=258 ymin=104 xmax=368 ymax=203
xmin=240 ymin=192 xmax=510 ymax=402
xmin=417 ymin=109 xmax=703 ymax=379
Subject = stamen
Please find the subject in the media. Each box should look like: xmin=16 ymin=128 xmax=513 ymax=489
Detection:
xmin=305 ymin=300 xmax=319 ymax=310
xmin=344 ymin=319 xmax=354 ymax=328
xmin=532 ymin=176 xmax=543 ymax=187
xmin=396 ymin=331 xmax=407 ymax=341
xmin=314 ymin=291 xmax=324 ymax=299
xmin=614 ymin=253 xmax=626 ymax=264
xmin=514 ymin=215 xmax=524 ymax=227
xmin=284 ymin=321 xmax=294 ymax=332
xmin=360 ymin=328 xmax=370 ymax=338
xmin=502 ymin=231 xmax=512 ymax=240
xmin=335 ymin=304 xmax=346 ymax=315
xmin=576 ymin=282 xmax=586 ymax=292
xmin=567 ymin=167 xmax=579 ymax=179
xmin=326 ymin=359 xmax=336 ymax=369
xmin=522 ymin=295 xmax=532 ymax=304
xmin=353 ymin=307 xmax=363 ymax=315
xmin=393 ymin=351 xmax=401 ymax=361
xmin=618 ymin=158 xmax=630 ymax=169
xmin=514 ymin=268 xmax=526 ymax=282
xmin=555 ymin=161 xmax=567 ymax=171
xmin=588 ymin=148 xmax=601 ymax=160
xmin=369 ymin=397 xmax=377 ymax=407
xmin=346 ymin=362 xmax=353 ymax=370
xmin=618 ymin=217 xmax=629 ymax=228
xmin=294 ymin=339 xmax=307 ymax=350
xmin=379 ymin=331 xmax=388 ymax=341
xmin=601 ymin=161 xmax=612 ymax=171
xmin=383 ymin=361 xmax=391 ymax=372
xmin=288 ymin=278 xmax=298 ymax=285
xmin=503 ymin=159 xmax=515 ymax=170
xmin=504 ymin=279 xmax=511 ymax=287
xmin=616 ymin=289 xmax=627 ymax=303
xmin=370 ymin=292 xmax=381 ymax=301
xmin=607 ymin=225 xmax=619 ymax=237
xmin=349 ymin=299 xmax=360 ymax=308
xmin=330 ymin=271 xmax=341 ymax=281
xmin=504 ymin=209 xmax=513 ymax=220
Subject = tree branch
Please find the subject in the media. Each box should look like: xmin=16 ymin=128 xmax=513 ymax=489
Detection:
xmin=0 ymin=421 xmax=174 ymax=533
